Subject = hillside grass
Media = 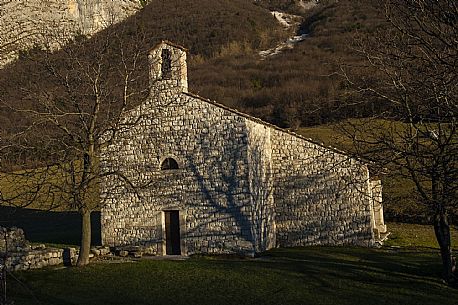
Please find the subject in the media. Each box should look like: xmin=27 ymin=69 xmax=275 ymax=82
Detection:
xmin=385 ymin=222 xmax=458 ymax=249
xmin=6 ymin=245 xmax=458 ymax=305
xmin=0 ymin=0 xmax=389 ymax=141
xmin=189 ymin=0 xmax=387 ymax=128
xmin=3 ymin=204 xmax=458 ymax=304
xmin=0 ymin=160 xmax=99 ymax=212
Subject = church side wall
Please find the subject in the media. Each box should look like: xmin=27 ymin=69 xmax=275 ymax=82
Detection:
xmin=245 ymin=121 xmax=276 ymax=252
xmin=101 ymin=94 xmax=267 ymax=256
xmin=271 ymin=130 xmax=375 ymax=247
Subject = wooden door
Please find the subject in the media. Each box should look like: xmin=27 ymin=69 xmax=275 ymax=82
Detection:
xmin=165 ymin=211 xmax=181 ymax=255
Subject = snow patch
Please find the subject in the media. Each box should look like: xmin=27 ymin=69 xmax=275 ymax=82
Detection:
xmin=260 ymin=11 xmax=306 ymax=59
xmin=270 ymin=11 xmax=301 ymax=28
xmin=298 ymin=0 xmax=319 ymax=11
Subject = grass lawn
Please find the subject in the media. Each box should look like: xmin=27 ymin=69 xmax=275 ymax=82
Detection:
xmin=7 ymin=246 xmax=458 ymax=305
xmin=386 ymin=222 xmax=458 ymax=249
xmin=3 ymin=218 xmax=458 ymax=305
xmin=2 ymin=187 xmax=457 ymax=305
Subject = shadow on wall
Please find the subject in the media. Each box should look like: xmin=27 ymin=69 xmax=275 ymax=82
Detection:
xmin=0 ymin=206 xmax=101 ymax=246
xmin=168 ymin=112 xmax=274 ymax=254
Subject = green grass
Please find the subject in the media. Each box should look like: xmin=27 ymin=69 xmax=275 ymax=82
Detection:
xmin=3 ymin=212 xmax=458 ymax=304
xmin=7 ymin=246 xmax=458 ymax=305
xmin=386 ymin=222 xmax=458 ymax=249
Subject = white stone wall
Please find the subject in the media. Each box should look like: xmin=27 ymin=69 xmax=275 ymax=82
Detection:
xmin=101 ymin=94 xmax=265 ymax=255
xmin=246 ymin=120 xmax=276 ymax=252
xmin=0 ymin=0 xmax=141 ymax=68
xmin=1 ymin=227 xmax=63 ymax=271
xmin=100 ymin=42 xmax=377 ymax=256
xmin=100 ymin=95 xmax=375 ymax=254
xmin=370 ymin=180 xmax=386 ymax=238
xmin=271 ymin=130 xmax=375 ymax=247
xmin=3 ymin=248 xmax=63 ymax=271
xmin=148 ymin=42 xmax=188 ymax=97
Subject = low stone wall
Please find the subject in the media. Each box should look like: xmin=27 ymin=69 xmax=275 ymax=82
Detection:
xmin=0 ymin=227 xmax=28 ymax=252
xmin=2 ymin=247 xmax=63 ymax=271
xmin=0 ymin=227 xmax=63 ymax=271
xmin=0 ymin=228 xmax=125 ymax=270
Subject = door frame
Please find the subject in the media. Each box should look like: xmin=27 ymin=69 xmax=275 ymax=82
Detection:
xmin=161 ymin=210 xmax=186 ymax=255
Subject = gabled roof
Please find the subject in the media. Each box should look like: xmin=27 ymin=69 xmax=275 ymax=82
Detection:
xmin=144 ymin=41 xmax=369 ymax=167
xmin=149 ymin=40 xmax=189 ymax=53
xmin=183 ymin=91 xmax=362 ymax=163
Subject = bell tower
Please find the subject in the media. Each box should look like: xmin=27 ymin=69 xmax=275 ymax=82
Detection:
xmin=148 ymin=41 xmax=188 ymax=100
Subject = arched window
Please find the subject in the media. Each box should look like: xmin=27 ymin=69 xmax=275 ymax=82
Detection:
xmin=161 ymin=48 xmax=172 ymax=80
xmin=161 ymin=158 xmax=179 ymax=170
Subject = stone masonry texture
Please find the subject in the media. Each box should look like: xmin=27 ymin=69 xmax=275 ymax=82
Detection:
xmin=1 ymin=227 xmax=63 ymax=271
xmin=100 ymin=41 xmax=379 ymax=256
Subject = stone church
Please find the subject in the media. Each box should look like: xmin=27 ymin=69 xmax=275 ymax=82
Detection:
xmin=100 ymin=41 xmax=387 ymax=256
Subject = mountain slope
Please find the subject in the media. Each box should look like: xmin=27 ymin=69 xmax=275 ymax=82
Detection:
xmin=0 ymin=0 xmax=285 ymax=139
xmin=0 ymin=0 xmax=142 ymax=68
xmin=0 ymin=0 xmax=387 ymax=133
xmin=190 ymin=0 xmax=386 ymax=128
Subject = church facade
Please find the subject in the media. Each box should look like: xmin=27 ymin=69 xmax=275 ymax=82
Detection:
xmin=100 ymin=41 xmax=386 ymax=256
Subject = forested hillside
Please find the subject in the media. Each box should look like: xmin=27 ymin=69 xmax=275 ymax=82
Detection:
xmin=190 ymin=0 xmax=386 ymax=128
xmin=0 ymin=0 xmax=387 ymax=134
xmin=1 ymin=0 xmax=451 ymax=225
xmin=0 ymin=0 xmax=286 ymax=142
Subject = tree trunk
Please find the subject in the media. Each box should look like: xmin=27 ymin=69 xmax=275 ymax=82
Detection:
xmin=1 ymin=258 xmax=6 ymax=305
xmin=76 ymin=209 xmax=92 ymax=267
xmin=433 ymin=209 xmax=457 ymax=286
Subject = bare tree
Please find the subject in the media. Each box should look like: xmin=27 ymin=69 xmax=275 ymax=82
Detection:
xmin=339 ymin=0 xmax=457 ymax=285
xmin=0 ymin=20 xmax=151 ymax=266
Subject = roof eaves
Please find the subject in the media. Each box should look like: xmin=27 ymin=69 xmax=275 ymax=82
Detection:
xmin=183 ymin=91 xmax=365 ymax=163
xmin=149 ymin=40 xmax=189 ymax=53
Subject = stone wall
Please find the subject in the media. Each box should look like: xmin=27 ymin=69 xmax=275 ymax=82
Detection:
xmin=0 ymin=0 xmax=142 ymax=68
xmin=245 ymin=120 xmax=276 ymax=252
xmin=2 ymin=247 xmax=63 ymax=271
xmin=271 ymin=130 xmax=375 ymax=247
xmin=101 ymin=92 xmax=376 ymax=254
xmin=370 ymin=180 xmax=386 ymax=239
xmin=149 ymin=42 xmax=188 ymax=98
xmin=0 ymin=227 xmax=27 ymax=252
xmin=0 ymin=227 xmax=63 ymax=271
xmin=100 ymin=42 xmax=378 ymax=256
xmin=101 ymin=94 xmax=264 ymax=256
xmin=101 ymin=42 xmax=279 ymax=255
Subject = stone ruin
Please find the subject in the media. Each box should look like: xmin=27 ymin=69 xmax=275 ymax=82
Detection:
xmin=0 ymin=227 xmax=150 ymax=271
xmin=0 ymin=227 xmax=63 ymax=271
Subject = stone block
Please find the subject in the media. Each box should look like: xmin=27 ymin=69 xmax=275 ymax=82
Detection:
xmin=119 ymin=250 xmax=129 ymax=257
xmin=91 ymin=248 xmax=101 ymax=256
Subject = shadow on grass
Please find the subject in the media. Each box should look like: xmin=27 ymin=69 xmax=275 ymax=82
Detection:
xmin=7 ymin=246 xmax=458 ymax=305
xmin=254 ymin=247 xmax=448 ymax=304
xmin=0 ymin=205 xmax=101 ymax=246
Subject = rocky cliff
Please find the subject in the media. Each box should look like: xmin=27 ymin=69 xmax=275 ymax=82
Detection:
xmin=0 ymin=0 xmax=142 ymax=68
